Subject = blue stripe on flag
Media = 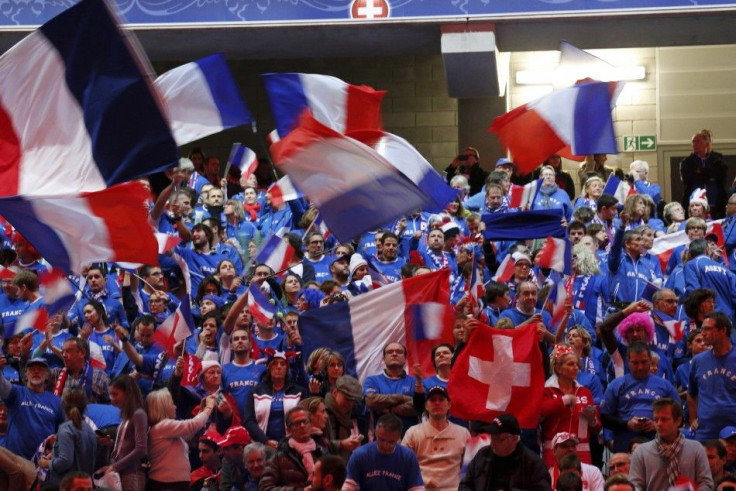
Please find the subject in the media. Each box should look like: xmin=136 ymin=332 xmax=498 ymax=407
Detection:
xmin=299 ymin=302 xmax=359 ymax=377
xmin=416 ymin=171 xmax=458 ymax=213
xmin=318 ymin=173 xmax=432 ymax=242
xmin=196 ymin=53 xmax=253 ymax=127
xmin=572 ymin=82 xmax=618 ymax=155
xmin=0 ymin=198 xmax=71 ymax=271
xmin=262 ymin=73 xmax=309 ymax=137
xmin=40 ymin=0 xmax=178 ymax=186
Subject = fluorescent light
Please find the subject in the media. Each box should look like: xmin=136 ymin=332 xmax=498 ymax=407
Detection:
xmin=515 ymin=65 xmax=645 ymax=85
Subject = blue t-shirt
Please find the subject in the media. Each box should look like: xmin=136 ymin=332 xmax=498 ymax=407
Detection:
xmin=266 ymin=390 xmax=286 ymax=442
xmin=688 ymin=345 xmax=736 ymax=440
xmin=88 ymin=328 xmax=119 ymax=375
xmin=346 ymin=442 xmax=423 ymax=491
xmin=364 ymin=372 xmax=417 ymax=435
xmin=303 ymin=255 xmax=332 ymax=283
xmin=0 ymin=293 xmax=28 ymax=335
xmin=600 ymin=373 xmax=679 ymax=452
xmin=372 ymin=257 xmax=406 ymax=284
xmin=3 ymin=385 xmax=64 ymax=459
xmin=222 ymin=361 xmax=266 ymax=419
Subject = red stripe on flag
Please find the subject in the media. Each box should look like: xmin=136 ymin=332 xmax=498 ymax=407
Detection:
xmin=489 ymin=106 xmax=566 ymax=176
xmin=0 ymin=102 xmax=21 ymax=196
xmin=84 ymin=182 xmax=158 ymax=265
xmin=345 ymin=84 xmax=386 ymax=133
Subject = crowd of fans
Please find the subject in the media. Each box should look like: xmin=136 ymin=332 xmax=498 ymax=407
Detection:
xmin=0 ymin=130 xmax=735 ymax=490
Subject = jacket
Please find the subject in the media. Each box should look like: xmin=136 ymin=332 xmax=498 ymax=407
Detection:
xmin=459 ymin=443 xmax=551 ymax=491
xmin=259 ymin=437 xmax=329 ymax=491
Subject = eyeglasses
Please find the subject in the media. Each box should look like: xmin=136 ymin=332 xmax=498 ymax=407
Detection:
xmin=289 ymin=419 xmax=310 ymax=427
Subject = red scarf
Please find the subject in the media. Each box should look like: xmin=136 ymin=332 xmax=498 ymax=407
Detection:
xmin=244 ymin=203 xmax=260 ymax=221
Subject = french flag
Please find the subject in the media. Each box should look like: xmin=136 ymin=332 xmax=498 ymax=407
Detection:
xmin=255 ymin=234 xmax=295 ymax=274
xmin=546 ymin=271 xmax=573 ymax=332
xmin=156 ymin=53 xmax=252 ymax=147
xmin=406 ymin=302 xmax=456 ymax=378
xmin=271 ymin=113 xmax=442 ymax=242
xmin=364 ymin=255 xmax=391 ymax=288
xmin=492 ymin=254 xmax=516 ymax=283
xmin=651 ymin=219 xmax=725 ymax=271
xmin=347 ymin=130 xmax=458 ymax=213
xmin=0 ymin=0 xmax=178 ymax=197
xmin=299 ymin=269 xmax=450 ymax=383
xmin=39 ymin=268 xmax=75 ymax=316
xmin=655 ymin=309 xmax=686 ymax=342
xmin=488 ymin=81 xmax=618 ymax=175
xmin=313 ymin=214 xmax=332 ymax=240
xmin=508 ymin=179 xmax=541 ymax=210
xmin=228 ymin=144 xmax=258 ymax=181
xmin=247 ymin=284 xmax=278 ymax=325
xmin=268 ymin=175 xmax=303 ymax=208
xmin=602 ymin=175 xmax=634 ymax=203
xmin=262 ymin=72 xmax=386 ymax=137
xmin=641 ymin=280 xmax=661 ymax=305
xmin=11 ymin=308 xmax=49 ymax=336
xmin=0 ymin=182 xmax=158 ymax=274
xmin=535 ymin=236 xmax=572 ymax=275
xmin=153 ymin=294 xmax=195 ymax=357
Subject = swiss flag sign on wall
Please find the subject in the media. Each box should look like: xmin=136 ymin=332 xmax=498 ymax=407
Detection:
xmin=351 ymin=0 xmax=390 ymax=19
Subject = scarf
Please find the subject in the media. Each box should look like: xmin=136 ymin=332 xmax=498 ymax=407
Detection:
xmin=656 ymin=431 xmax=684 ymax=486
xmin=288 ymin=437 xmax=317 ymax=478
xmin=538 ymin=184 xmax=559 ymax=209
xmin=90 ymin=289 xmax=108 ymax=301
xmin=54 ymin=363 xmax=94 ymax=398
xmin=244 ymin=203 xmax=260 ymax=222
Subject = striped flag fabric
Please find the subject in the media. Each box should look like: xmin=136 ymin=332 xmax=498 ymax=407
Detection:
xmin=602 ymin=174 xmax=634 ymax=204
xmin=155 ymin=53 xmax=252 ymax=146
xmin=247 ymin=284 xmax=278 ymax=325
xmin=153 ymin=294 xmax=195 ymax=357
xmin=535 ymin=236 xmax=572 ymax=275
xmin=255 ymin=234 xmax=295 ymax=274
xmin=228 ymin=144 xmax=258 ymax=181
xmin=39 ymin=268 xmax=75 ymax=316
xmin=268 ymin=175 xmax=303 ymax=208
xmin=508 ymin=179 xmax=541 ymax=209
xmin=0 ymin=0 xmax=178 ymax=197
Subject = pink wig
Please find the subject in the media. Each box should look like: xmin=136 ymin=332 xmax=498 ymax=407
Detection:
xmin=616 ymin=312 xmax=655 ymax=345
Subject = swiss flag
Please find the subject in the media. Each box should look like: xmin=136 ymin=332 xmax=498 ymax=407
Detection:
xmin=350 ymin=0 xmax=390 ymax=19
xmin=448 ymin=323 xmax=544 ymax=428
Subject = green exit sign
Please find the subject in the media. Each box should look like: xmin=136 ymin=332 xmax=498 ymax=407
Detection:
xmin=623 ymin=136 xmax=657 ymax=152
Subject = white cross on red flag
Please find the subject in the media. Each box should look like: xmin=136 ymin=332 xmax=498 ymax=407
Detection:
xmin=448 ymin=323 xmax=544 ymax=427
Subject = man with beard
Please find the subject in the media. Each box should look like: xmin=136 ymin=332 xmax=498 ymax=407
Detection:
xmin=373 ymin=232 xmax=406 ymax=284
xmin=325 ymin=375 xmax=367 ymax=460
xmin=308 ymin=455 xmax=346 ymax=491
xmin=329 ymin=255 xmax=351 ymax=290
xmin=172 ymin=223 xmax=226 ymax=294
xmin=222 ymin=328 xmax=265 ymax=420
xmin=0 ymin=357 xmax=64 ymax=459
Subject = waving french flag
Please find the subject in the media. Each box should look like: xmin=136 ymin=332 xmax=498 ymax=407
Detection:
xmin=488 ymin=81 xmax=618 ymax=175
xmin=602 ymin=175 xmax=634 ymax=203
xmin=654 ymin=309 xmax=686 ymax=342
xmin=156 ymin=53 xmax=252 ymax=146
xmin=492 ymin=254 xmax=516 ymax=283
xmin=299 ymin=270 xmax=450 ymax=382
xmin=228 ymin=144 xmax=258 ymax=181
xmin=247 ymin=284 xmax=278 ymax=325
xmin=39 ymin=268 xmax=75 ymax=316
xmin=262 ymin=72 xmax=386 ymax=137
xmin=153 ymin=294 xmax=195 ymax=357
xmin=0 ymin=182 xmax=158 ymax=274
xmin=255 ymin=234 xmax=295 ymax=274
xmin=0 ymin=0 xmax=178 ymax=197
xmin=268 ymin=175 xmax=303 ymax=208
xmin=509 ymin=179 xmax=541 ymax=209
xmin=11 ymin=308 xmax=49 ymax=336
xmin=535 ymin=236 xmax=572 ymax=275
xmin=406 ymin=301 xmax=457 ymax=378
xmin=271 ymin=113 xmax=443 ymax=242
xmin=347 ymin=130 xmax=457 ymax=213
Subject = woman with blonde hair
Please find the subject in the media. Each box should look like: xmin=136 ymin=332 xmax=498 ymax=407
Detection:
xmin=540 ymin=344 xmax=601 ymax=468
xmin=146 ymin=388 xmax=217 ymax=490
xmin=570 ymin=244 xmax=607 ymax=331
xmin=573 ymin=176 xmax=604 ymax=212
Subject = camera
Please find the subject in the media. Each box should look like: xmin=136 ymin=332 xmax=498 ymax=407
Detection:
xmin=328 ymin=293 xmax=347 ymax=304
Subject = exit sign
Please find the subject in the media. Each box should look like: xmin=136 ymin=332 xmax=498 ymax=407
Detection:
xmin=623 ymin=136 xmax=657 ymax=152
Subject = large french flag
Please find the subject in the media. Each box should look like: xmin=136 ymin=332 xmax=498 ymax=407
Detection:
xmin=0 ymin=182 xmax=158 ymax=274
xmin=255 ymin=234 xmax=295 ymax=274
xmin=0 ymin=0 xmax=178 ymax=197
xmin=262 ymin=72 xmax=386 ymax=137
xmin=156 ymin=53 xmax=253 ymax=146
xmin=488 ymin=81 xmax=618 ymax=175
xmin=299 ymin=269 xmax=450 ymax=383
xmin=271 ymin=113 xmax=440 ymax=242
xmin=153 ymin=294 xmax=195 ymax=357
xmin=347 ymin=130 xmax=458 ymax=213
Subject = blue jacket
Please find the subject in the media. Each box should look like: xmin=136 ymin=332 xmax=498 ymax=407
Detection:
xmin=607 ymin=227 xmax=659 ymax=304
xmin=684 ymin=254 xmax=736 ymax=319
xmin=531 ymin=187 xmax=573 ymax=221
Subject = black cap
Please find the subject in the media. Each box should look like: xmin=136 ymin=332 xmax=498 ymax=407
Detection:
xmin=426 ymin=385 xmax=449 ymax=400
xmin=26 ymin=357 xmax=49 ymax=369
xmin=488 ymin=413 xmax=520 ymax=435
